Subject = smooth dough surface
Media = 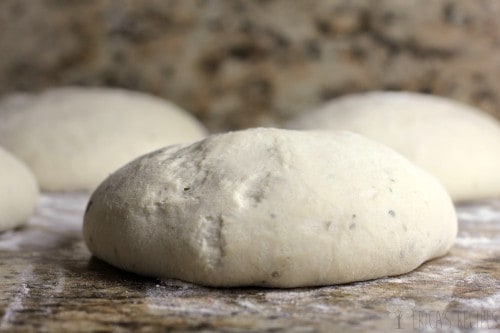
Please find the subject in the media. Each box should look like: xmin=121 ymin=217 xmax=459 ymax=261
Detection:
xmin=286 ymin=91 xmax=500 ymax=202
xmin=0 ymin=87 xmax=207 ymax=191
xmin=0 ymin=147 xmax=39 ymax=232
xmin=83 ymin=128 xmax=457 ymax=288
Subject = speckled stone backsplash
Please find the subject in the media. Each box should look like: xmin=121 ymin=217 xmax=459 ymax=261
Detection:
xmin=1 ymin=0 xmax=500 ymax=131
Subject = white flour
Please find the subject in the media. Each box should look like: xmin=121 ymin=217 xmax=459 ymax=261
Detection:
xmin=0 ymin=193 xmax=90 ymax=251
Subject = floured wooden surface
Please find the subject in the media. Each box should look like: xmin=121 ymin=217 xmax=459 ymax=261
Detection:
xmin=0 ymin=194 xmax=499 ymax=332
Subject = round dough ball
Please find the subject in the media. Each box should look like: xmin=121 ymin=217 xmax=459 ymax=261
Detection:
xmin=0 ymin=87 xmax=208 ymax=191
xmin=286 ymin=91 xmax=500 ymax=202
xmin=83 ymin=128 xmax=456 ymax=288
xmin=0 ymin=147 xmax=39 ymax=232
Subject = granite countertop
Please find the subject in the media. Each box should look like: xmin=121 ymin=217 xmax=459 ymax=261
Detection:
xmin=2 ymin=0 xmax=500 ymax=132
xmin=0 ymin=193 xmax=499 ymax=332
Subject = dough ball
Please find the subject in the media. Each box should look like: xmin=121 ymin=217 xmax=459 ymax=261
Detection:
xmin=83 ymin=128 xmax=456 ymax=288
xmin=0 ymin=147 xmax=39 ymax=232
xmin=286 ymin=91 xmax=500 ymax=202
xmin=0 ymin=87 xmax=208 ymax=191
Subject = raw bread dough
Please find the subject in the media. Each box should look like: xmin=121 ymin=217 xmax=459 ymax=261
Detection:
xmin=83 ymin=128 xmax=457 ymax=288
xmin=0 ymin=147 xmax=39 ymax=232
xmin=286 ymin=91 xmax=500 ymax=202
xmin=0 ymin=87 xmax=207 ymax=191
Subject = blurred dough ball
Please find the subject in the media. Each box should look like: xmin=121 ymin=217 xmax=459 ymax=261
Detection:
xmin=286 ymin=91 xmax=500 ymax=202
xmin=0 ymin=87 xmax=207 ymax=192
xmin=0 ymin=147 xmax=39 ymax=232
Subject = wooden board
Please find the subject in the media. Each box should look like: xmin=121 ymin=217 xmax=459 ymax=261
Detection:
xmin=0 ymin=193 xmax=499 ymax=332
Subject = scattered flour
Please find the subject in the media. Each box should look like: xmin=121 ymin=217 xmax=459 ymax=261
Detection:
xmin=0 ymin=265 xmax=33 ymax=330
xmin=0 ymin=193 xmax=90 ymax=251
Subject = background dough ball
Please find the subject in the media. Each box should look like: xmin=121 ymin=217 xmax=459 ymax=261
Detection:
xmin=0 ymin=147 xmax=39 ymax=232
xmin=0 ymin=87 xmax=208 ymax=192
xmin=286 ymin=91 xmax=500 ymax=202
xmin=83 ymin=128 xmax=457 ymax=288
